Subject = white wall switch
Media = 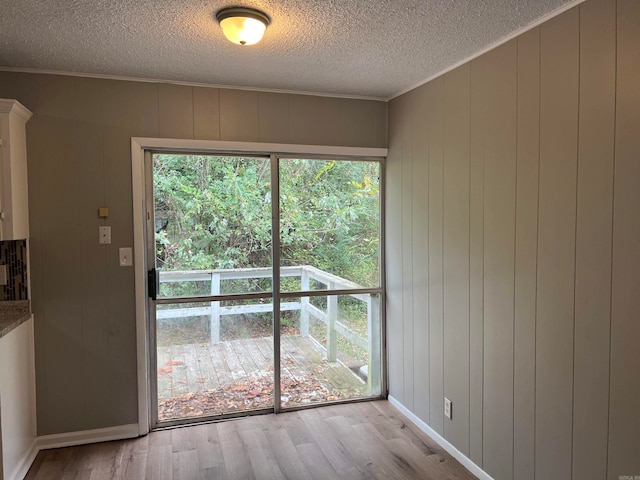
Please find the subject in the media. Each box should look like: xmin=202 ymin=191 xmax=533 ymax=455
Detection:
xmin=99 ymin=226 xmax=111 ymax=244
xmin=444 ymin=398 xmax=452 ymax=419
xmin=119 ymin=247 xmax=133 ymax=266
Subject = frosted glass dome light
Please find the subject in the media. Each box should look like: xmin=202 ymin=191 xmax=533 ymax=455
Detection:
xmin=216 ymin=7 xmax=270 ymax=46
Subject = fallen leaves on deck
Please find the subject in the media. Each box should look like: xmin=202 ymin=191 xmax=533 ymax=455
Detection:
xmin=157 ymin=376 xmax=355 ymax=421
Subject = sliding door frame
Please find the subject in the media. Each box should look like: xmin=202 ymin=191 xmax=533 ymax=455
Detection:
xmin=132 ymin=138 xmax=388 ymax=435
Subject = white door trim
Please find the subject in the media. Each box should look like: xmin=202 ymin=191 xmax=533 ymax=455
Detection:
xmin=131 ymin=138 xmax=149 ymax=435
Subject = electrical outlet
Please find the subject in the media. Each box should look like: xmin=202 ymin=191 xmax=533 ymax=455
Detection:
xmin=444 ymin=398 xmax=452 ymax=419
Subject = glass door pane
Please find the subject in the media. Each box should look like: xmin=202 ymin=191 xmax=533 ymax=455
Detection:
xmin=278 ymin=294 xmax=382 ymax=409
xmin=278 ymin=159 xmax=381 ymax=293
xmin=151 ymin=153 xmax=273 ymax=424
xmin=277 ymin=157 xmax=383 ymax=410
xmin=156 ymin=300 xmax=274 ymax=422
xmin=153 ymin=153 xmax=272 ymax=298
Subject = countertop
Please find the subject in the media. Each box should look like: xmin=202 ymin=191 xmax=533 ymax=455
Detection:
xmin=0 ymin=300 xmax=31 ymax=338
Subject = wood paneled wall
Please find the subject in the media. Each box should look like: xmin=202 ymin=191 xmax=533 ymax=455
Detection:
xmin=0 ymin=72 xmax=387 ymax=436
xmin=386 ymin=0 xmax=640 ymax=479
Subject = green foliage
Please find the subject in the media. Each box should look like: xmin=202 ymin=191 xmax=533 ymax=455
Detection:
xmin=153 ymin=155 xmax=380 ymax=288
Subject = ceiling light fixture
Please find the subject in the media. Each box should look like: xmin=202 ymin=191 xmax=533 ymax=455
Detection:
xmin=216 ymin=7 xmax=270 ymax=46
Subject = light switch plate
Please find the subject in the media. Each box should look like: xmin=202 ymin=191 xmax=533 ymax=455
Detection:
xmin=119 ymin=247 xmax=133 ymax=266
xmin=99 ymin=226 xmax=111 ymax=244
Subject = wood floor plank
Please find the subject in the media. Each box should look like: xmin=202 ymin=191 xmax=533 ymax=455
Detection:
xmin=234 ymin=411 xmax=268 ymax=432
xmin=89 ymin=466 xmax=119 ymax=480
xmin=296 ymin=442 xmax=341 ymax=480
xmin=217 ymin=420 xmax=255 ymax=479
xmin=384 ymin=438 xmax=443 ymax=480
xmin=222 ymin=341 xmax=247 ymax=380
xmin=370 ymin=400 xmax=442 ymax=455
xmin=64 ymin=442 xmax=123 ymax=473
xmin=148 ymin=428 xmax=172 ymax=446
xmin=194 ymin=343 xmax=220 ymax=389
xmin=238 ymin=427 xmax=286 ymax=479
xmin=145 ymin=444 xmax=173 ymax=480
xmin=243 ymin=336 xmax=273 ymax=380
xmin=25 ymin=401 xmax=478 ymax=480
xmin=172 ymin=450 xmax=199 ymax=479
xmin=25 ymin=461 xmax=67 ymax=480
xmin=183 ymin=344 xmax=204 ymax=393
xmin=194 ymin=423 xmax=224 ymax=470
xmin=166 ymin=345 xmax=189 ymax=396
xmin=281 ymin=335 xmax=310 ymax=379
xmin=171 ymin=425 xmax=196 ymax=452
xmin=340 ymin=400 xmax=378 ymax=426
xmin=299 ymin=407 xmax=355 ymax=472
xmin=272 ymin=335 xmax=299 ymax=382
xmin=323 ymin=415 xmax=381 ymax=478
xmin=253 ymin=335 xmax=274 ymax=362
xmin=231 ymin=338 xmax=261 ymax=377
xmin=64 ymin=469 xmax=91 ymax=480
xmin=208 ymin=343 xmax=234 ymax=386
xmin=338 ymin=466 xmax=372 ymax=479
xmin=156 ymin=346 xmax=172 ymax=399
xmin=275 ymin=410 xmax=315 ymax=446
xmin=266 ymin=427 xmax=314 ymax=480
xmin=349 ymin=423 xmax=416 ymax=480
xmin=112 ymin=438 xmax=148 ymax=480
xmin=385 ymin=436 xmax=475 ymax=479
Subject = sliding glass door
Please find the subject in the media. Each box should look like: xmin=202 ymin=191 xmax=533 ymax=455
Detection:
xmin=277 ymin=159 xmax=382 ymax=409
xmin=147 ymin=152 xmax=382 ymax=427
xmin=150 ymin=154 xmax=274 ymax=424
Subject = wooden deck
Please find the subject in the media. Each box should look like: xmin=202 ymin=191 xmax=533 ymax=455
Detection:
xmin=157 ymin=335 xmax=367 ymax=414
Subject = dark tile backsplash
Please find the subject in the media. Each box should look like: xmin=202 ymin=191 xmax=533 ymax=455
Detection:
xmin=0 ymin=239 xmax=28 ymax=301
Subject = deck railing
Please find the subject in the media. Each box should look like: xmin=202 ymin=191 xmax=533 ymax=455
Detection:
xmin=156 ymin=266 xmax=380 ymax=387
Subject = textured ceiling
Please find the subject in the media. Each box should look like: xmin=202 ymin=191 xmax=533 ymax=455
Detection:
xmin=0 ymin=0 xmax=578 ymax=99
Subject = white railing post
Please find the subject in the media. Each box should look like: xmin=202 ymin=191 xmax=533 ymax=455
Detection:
xmin=210 ymin=272 xmax=221 ymax=344
xmin=326 ymin=282 xmax=337 ymax=362
xmin=367 ymin=294 xmax=381 ymax=394
xmin=300 ymin=267 xmax=310 ymax=337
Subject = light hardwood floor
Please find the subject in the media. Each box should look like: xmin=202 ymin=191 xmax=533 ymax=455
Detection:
xmin=25 ymin=401 xmax=477 ymax=479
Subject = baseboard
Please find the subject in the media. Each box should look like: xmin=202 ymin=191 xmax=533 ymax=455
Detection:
xmin=36 ymin=423 xmax=140 ymax=451
xmin=6 ymin=439 xmax=38 ymax=480
xmin=387 ymin=396 xmax=494 ymax=480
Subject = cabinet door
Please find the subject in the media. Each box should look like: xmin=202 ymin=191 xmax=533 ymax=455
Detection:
xmin=0 ymin=99 xmax=33 ymax=240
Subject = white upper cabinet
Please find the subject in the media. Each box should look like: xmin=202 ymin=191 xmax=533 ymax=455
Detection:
xmin=0 ymin=99 xmax=32 ymax=240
